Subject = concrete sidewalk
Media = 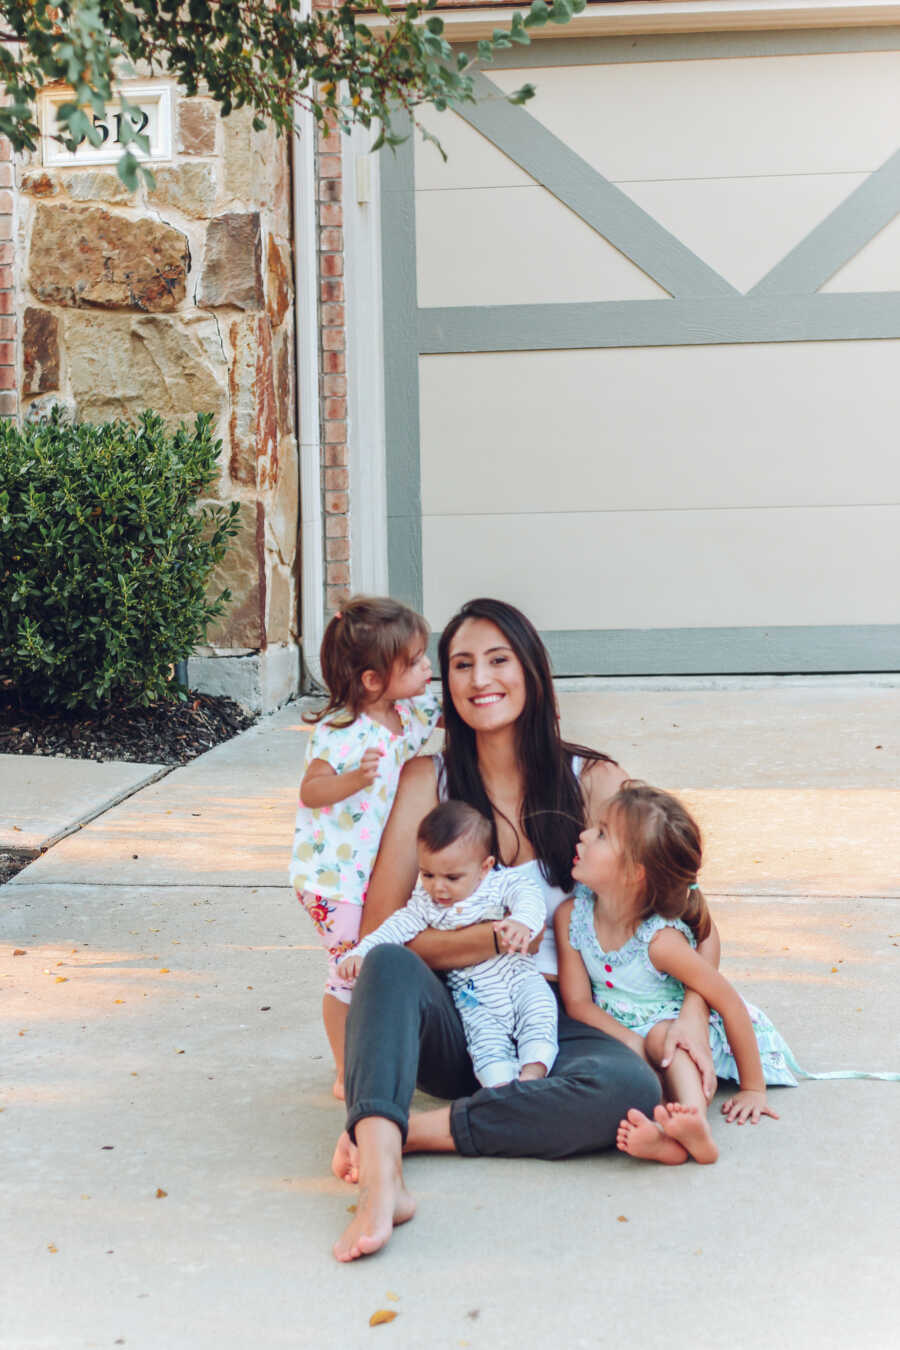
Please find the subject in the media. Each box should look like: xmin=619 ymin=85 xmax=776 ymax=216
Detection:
xmin=2 ymin=684 xmax=899 ymax=1350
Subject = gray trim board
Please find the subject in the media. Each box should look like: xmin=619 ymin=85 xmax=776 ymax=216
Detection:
xmin=380 ymin=129 xmax=423 ymax=610
xmin=540 ymin=626 xmax=900 ymax=677
xmin=419 ymin=293 xmax=900 ymax=352
xmin=456 ymin=71 xmax=737 ymax=300
xmin=477 ymin=26 xmax=900 ymax=69
xmin=751 ymin=147 xmax=900 ymax=296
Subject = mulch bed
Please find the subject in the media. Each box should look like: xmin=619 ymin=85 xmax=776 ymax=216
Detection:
xmin=0 ymin=687 xmax=258 ymax=885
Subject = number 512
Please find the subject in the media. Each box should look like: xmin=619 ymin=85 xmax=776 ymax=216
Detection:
xmin=83 ymin=106 xmax=150 ymax=146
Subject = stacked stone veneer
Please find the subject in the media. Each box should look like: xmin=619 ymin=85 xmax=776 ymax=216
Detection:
xmin=14 ymin=95 xmax=300 ymax=701
xmin=0 ymin=136 xmax=14 ymax=418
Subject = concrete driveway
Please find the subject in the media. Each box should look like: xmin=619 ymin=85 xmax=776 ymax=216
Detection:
xmin=2 ymin=679 xmax=899 ymax=1349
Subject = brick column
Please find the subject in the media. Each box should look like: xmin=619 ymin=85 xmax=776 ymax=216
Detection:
xmin=317 ymin=122 xmax=351 ymax=613
xmin=0 ymin=136 xmax=15 ymax=418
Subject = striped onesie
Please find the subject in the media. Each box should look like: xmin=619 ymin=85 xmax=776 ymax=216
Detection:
xmin=348 ymin=868 xmax=559 ymax=1087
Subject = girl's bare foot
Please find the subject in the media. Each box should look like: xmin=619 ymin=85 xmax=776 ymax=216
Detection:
xmin=331 ymin=1130 xmax=359 ymax=1184
xmin=655 ymin=1102 xmax=719 ymax=1165
xmin=616 ymin=1108 xmax=689 ymax=1165
xmin=518 ymin=1062 xmax=548 ymax=1082
xmin=333 ymin=1119 xmax=416 ymax=1263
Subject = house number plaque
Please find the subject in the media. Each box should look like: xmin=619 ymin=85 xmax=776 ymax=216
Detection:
xmin=39 ymin=81 xmax=173 ymax=168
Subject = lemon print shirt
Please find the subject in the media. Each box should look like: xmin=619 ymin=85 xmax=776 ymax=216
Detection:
xmin=289 ymin=692 xmax=442 ymax=905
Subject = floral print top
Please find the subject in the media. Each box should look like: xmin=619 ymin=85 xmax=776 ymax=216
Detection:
xmin=289 ymin=692 xmax=442 ymax=905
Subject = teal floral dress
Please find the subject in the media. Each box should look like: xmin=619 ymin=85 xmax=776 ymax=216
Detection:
xmin=569 ymin=885 xmax=798 ymax=1087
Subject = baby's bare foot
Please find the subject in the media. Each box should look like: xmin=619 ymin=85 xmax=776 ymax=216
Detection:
xmin=331 ymin=1130 xmax=360 ymax=1184
xmin=616 ymin=1108 xmax=688 ymax=1165
xmin=655 ymin=1102 xmax=718 ymax=1165
xmin=333 ymin=1168 xmax=416 ymax=1263
xmin=518 ymin=1062 xmax=548 ymax=1082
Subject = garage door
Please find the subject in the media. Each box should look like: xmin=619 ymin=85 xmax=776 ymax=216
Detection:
xmin=381 ymin=28 xmax=900 ymax=673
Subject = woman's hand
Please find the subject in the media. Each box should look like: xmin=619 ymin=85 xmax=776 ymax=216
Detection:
xmin=659 ymin=1016 xmax=717 ymax=1101
xmin=493 ymin=918 xmax=531 ymax=955
xmin=721 ymin=1088 xmax=779 ymax=1125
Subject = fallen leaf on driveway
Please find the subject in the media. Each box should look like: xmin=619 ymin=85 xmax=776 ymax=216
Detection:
xmin=13 ymin=949 xmax=25 ymax=956
xmin=617 ymin=1215 xmax=628 ymax=1223
xmin=155 ymin=1188 xmax=167 ymax=1199
xmin=369 ymin=1310 xmax=397 ymax=1326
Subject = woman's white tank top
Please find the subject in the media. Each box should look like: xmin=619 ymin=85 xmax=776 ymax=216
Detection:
xmin=433 ymin=754 xmax=582 ymax=978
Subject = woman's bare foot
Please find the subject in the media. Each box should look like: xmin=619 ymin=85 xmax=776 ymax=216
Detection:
xmin=518 ymin=1062 xmax=548 ymax=1082
xmin=331 ymin=1130 xmax=360 ymax=1184
xmin=616 ymin=1108 xmax=689 ymax=1165
xmin=332 ymin=1075 xmax=345 ymax=1101
xmin=333 ymin=1119 xmax=416 ymax=1263
xmin=655 ymin=1102 xmax=718 ymax=1165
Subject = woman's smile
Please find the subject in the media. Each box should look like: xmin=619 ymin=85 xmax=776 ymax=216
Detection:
xmin=448 ymin=619 xmax=527 ymax=728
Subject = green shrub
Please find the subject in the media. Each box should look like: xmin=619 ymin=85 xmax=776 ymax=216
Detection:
xmin=0 ymin=409 xmax=240 ymax=709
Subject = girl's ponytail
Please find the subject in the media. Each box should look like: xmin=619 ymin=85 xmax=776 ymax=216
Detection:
xmin=305 ymin=594 xmax=428 ymax=725
xmin=610 ymin=781 xmax=710 ymax=943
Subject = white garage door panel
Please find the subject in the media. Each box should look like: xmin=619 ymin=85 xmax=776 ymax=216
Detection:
xmin=420 ymin=343 xmax=900 ymax=516
xmin=422 ymin=505 xmax=900 ymax=633
xmin=490 ymin=53 xmax=900 ymax=182
xmin=619 ymin=175 xmax=867 ymax=296
xmin=416 ymin=186 xmax=666 ymax=308
xmin=414 ymin=104 xmax=534 ymax=192
xmin=823 ymin=213 xmax=900 ymax=292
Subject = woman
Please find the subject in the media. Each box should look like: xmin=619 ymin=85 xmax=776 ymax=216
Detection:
xmin=331 ymin=599 xmax=719 ymax=1261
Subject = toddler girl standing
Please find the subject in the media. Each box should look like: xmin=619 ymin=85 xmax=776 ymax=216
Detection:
xmin=555 ymin=780 xmax=795 ymax=1165
xmin=290 ymin=596 xmax=441 ymax=1097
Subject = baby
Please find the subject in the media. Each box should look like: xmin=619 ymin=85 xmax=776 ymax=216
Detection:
xmin=338 ymin=800 xmax=558 ymax=1086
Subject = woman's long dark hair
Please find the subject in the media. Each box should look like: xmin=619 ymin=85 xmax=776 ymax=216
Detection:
xmin=438 ymin=598 xmax=615 ymax=891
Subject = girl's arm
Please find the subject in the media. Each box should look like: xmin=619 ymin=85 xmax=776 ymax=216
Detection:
xmin=553 ymin=902 xmax=648 ymax=1062
xmin=648 ymin=928 xmax=779 ymax=1124
xmin=360 ymin=757 xmax=498 ymax=967
xmin=659 ymin=920 xmax=721 ymax=1099
xmin=300 ymin=750 xmax=381 ymax=808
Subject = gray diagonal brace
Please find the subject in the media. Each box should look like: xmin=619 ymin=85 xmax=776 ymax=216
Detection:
xmin=750 ymin=147 xmax=900 ymax=297
xmin=455 ymin=70 xmax=739 ymax=300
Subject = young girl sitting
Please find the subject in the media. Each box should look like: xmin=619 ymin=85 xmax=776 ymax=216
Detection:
xmin=555 ymin=780 xmax=796 ymax=1166
xmin=289 ymin=595 xmax=441 ymax=1097
xmin=338 ymin=800 xmax=558 ymax=1086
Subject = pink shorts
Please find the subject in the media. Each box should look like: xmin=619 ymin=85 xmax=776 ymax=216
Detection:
xmin=297 ymin=890 xmax=362 ymax=1004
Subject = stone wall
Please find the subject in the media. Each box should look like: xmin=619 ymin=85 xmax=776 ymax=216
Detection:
xmin=14 ymin=92 xmax=301 ymax=707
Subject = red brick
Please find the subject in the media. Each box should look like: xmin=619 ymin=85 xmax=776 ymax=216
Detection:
xmin=319 ymin=202 xmax=343 ymax=229
xmin=0 ymin=390 xmax=17 ymax=416
xmin=325 ymin=514 xmax=349 ymax=539
xmin=321 ymin=303 xmax=345 ymax=327
xmin=326 ymin=561 xmax=351 ymax=586
xmin=0 ymin=243 xmax=12 ymax=265
xmin=319 ymin=177 xmax=342 ymax=203
xmin=323 ymin=442 xmax=347 ymax=466
xmin=324 ymin=467 xmax=349 ymax=491
xmin=0 ymin=265 xmax=12 ymax=289
xmin=323 ymin=374 xmax=347 ymax=397
xmin=321 ymin=327 xmax=345 ymax=352
xmin=324 ymin=420 xmax=347 ymax=444
xmin=322 ymin=350 xmax=345 ymax=373
xmin=326 ymin=585 xmax=349 ymax=611
xmin=0 ymin=292 xmax=13 ymax=315
xmin=0 ymin=341 xmax=13 ymax=364
xmin=0 ymin=190 xmax=12 ymax=213
xmin=318 ymin=155 xmax=342 ymax=179
xmin=326 ymin=536 xmax=350 ymax=561
xmin=0 ymin=137 xmax=11 ymax=161
xmin=320 ymin=227 xmax=343 ymax=252
xmin=0 ymin=365 xmax=16 ymax=389
xmin=0 ymin=165 xmax=12 ymax=188
xmin=0 ymin=218 xmax=12 ymax=243
xmin=0 ymin=316 xmax=14 ymax=339
xmin=320 ymin=279 xmax=344 ymax=304
xmin=323 ymin=397 xmax=346 ymax=421
xmin=320 ymin=253 xmax=344 ymax=278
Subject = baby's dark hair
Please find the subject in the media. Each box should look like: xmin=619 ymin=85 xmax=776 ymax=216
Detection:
xmin=417 ymin=800 xmax=493 ymax=859
xmin=609 ymin=780 xmax=711 ymax=943
xmin=305 ymin=594 xmax=429 ymax=725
